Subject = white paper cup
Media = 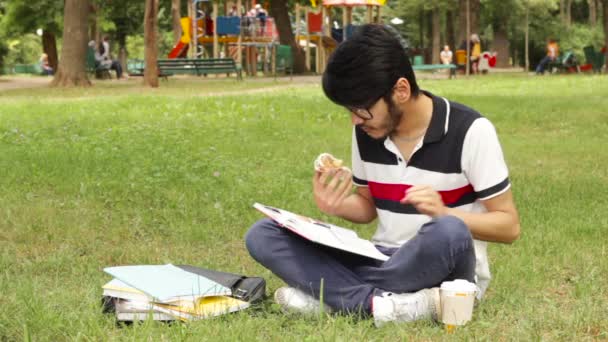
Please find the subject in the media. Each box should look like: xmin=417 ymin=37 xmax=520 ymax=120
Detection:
xmin=440 ymin=279 xmax=477 ymax=331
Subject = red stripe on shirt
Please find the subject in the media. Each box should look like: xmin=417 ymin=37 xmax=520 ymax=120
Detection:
xmin=367 ymin=181 xmax=474 ymax=205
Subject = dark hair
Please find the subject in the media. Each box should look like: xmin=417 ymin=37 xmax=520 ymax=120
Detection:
xmin=322 ymin=24 xmax=419 ymax=109
xmin=98 ymin=41 xmax=105 ymax=55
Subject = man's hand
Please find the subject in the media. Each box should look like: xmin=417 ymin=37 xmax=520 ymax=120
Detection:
xmin=400 ymin=185 xmax=447 ymax=217
xmin=313 ymin=167 xmax=353 ymax=216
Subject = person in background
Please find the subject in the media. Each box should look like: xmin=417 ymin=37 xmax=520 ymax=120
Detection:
xmin=535 ymin=38 xmax=559 ymax=75
xmin=228 ymin=5 xmax=239 ymax=16
xmin=470 ymin=34 xmax=481 ymax=74
xmin=255 ymin=4 xmax=268 ymax=36
xmin=99 ymin=36 xmax=124 ymax=79
xmin=440 ymin=45 xmax=453 ymax=65
xmin=39 ymin=53 xmax=53 ymax=76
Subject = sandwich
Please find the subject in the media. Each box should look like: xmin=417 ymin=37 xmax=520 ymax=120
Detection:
xmin=314 ymin=153 xmax=344 ymax=172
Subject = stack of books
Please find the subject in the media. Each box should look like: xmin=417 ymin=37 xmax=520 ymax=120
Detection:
xmin=102 ymin=264 xmax=250 ymax=322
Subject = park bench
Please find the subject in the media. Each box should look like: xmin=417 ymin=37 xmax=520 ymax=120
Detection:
xmin=129 ymin=58 xmax=242 ymax=80
xmin=127 ymin=59 xmax=173 ymax=80
xmin=159 ymin=58 xmax=242 ymax=80
xmin=13 ymin=63 xmax=43 ymax=75
xmin=411 ymin=54 xmax=456 ymax=78
xmin=412 ymin=63 xmax=457 ymax=78
xmin=547 ymin=51 xmax=579 ymax=74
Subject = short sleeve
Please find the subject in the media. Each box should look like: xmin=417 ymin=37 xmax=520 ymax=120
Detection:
xmin=351 ymin=127 xmax=368 ymax=187
xmin=462 ymin=118 xmax=510 ymax=200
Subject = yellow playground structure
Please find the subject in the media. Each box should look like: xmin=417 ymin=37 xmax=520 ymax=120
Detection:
xmin=167 ymin=0 xmax=386 ymax=75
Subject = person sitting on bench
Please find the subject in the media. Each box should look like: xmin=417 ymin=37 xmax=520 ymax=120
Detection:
xmin=440 ymin=45 xmax=453 ymax=65
xmin=536 ymin=38 xmax=559 ymax=75
xmin=96 ymin=36 xmax=124 ymax=79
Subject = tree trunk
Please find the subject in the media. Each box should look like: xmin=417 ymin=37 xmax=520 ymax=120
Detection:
xmin=493 ymin=29 xmax=510 ymax=67
xmin=446 ymin=9 xmax=456 ymax=52
xmin=470 ymin=0 xmax=480 ymax=35
xmin=42 ymin=30 xmax=58 ymax=71
xmin=561 ymin=0 xmax=566 ymax=24
xmin=144 ymin=0 xmax=159 ymax=87
xmin=171 ymin=0 xmax=182 ymax=43
xmin=458 ymin=0 xmax=479 ymax=47
xmin=566 ymin=0 xmax=572 ymax=26
xmin=419 ymin=6 xmax=424 ymax=48
xmin=89 ymin=3 xmax=98 ymax=42
xmin=602 ymin=0 xmax=608 ymax=54
xmin=117 ymin=32 xmax=128 ymax=78
xmin=589 ymin=0 xmax=597 ymax=25
xmin=270 ymin=0 xmax=307 ymax=73
xmin=432 ymin=6 xmax=441 ymax=64
xmin=50 ymin=0 xmax=90 ymax=87
xmin=525 ymin=6 xmax=529 ymax=71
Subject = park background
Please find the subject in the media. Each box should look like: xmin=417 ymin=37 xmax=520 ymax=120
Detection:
xmin=1 ymin=0 xmax=607 ymax=341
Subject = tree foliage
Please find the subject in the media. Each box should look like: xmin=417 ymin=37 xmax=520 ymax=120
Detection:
xmin=0 ymin=0 xmax=63 ymax=35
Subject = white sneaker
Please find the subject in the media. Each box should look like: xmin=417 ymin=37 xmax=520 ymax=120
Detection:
xmin=274 ymin=287 xmax=332 ymax=315
xmin=373 ymin=288 xmax=441 ymax=327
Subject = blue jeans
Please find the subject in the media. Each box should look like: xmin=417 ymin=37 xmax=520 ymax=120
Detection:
xmin=245 ymin=215 xmax=476 ymax=315
xmin=536 ymin=55 xmax=555 ymax=74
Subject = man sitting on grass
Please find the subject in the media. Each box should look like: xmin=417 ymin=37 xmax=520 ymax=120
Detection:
xmin=245 ymin=24 xmax=520 ymax=326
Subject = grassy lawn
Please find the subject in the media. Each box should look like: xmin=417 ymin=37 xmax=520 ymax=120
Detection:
xmin=0 ymin=74 xmax=607 ymax=340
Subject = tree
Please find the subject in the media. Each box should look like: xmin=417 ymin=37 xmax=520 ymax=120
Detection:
xmin=388 ymin=0 xmax=454 ymax=63
xmin=1 ymin=0 xmax=63 ymax=71
xmin=431 ymin=6 xmax=441 ymax=63
xmin=446 ymin=8 xmax=456 ymax=52
xmin=171 ymin=0 xmax=181 ymax=43
xmin=95 ymin=0 xmax=146 ymax=77
xmin=144 ymin=0 xmax=159 ymax=87
xmin=484 ymin=0 xmax=515 ymax=67
xmin=50 ymin=0 xmax=90 ymax=87
xmin=603 ymin=0 xmax=608 ymax=53
xmin=458 ymin=0 xmax=480 ymax=45
xmin=270 ymin=0 xmax=307 ymax=73
xmin=589 ymin=0 xmax=597 ymax=25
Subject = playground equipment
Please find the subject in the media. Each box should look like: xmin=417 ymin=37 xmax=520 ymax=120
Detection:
xmin=295 ymin=0 xmax=385 ymax=74
xmin=167 ymin=17 xmax=192 ymax=58
xmin=168 ymin=0 xmax=280 ymax=76
xmin=166 ymin=0 xmax=386 ymax=76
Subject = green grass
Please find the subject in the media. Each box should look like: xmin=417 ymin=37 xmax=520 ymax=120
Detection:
xmin=0 ymin=74 xmax=607 ymax=340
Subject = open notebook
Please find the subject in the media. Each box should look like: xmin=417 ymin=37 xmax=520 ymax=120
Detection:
xmin=104 ymin=264 xmax=232 ymax=303
xmin=254 ymin=203 xmax=389 ymax=261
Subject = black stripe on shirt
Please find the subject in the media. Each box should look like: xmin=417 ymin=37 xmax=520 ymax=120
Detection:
xmin=374 ymin=192 xmax=477 ymax=215
xmin=353 ymin=175 xmax=368 ymax=186
xmin=475 ymin=177 xmax=510 ymax=199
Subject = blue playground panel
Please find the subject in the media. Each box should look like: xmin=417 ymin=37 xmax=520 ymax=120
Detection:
xmin=216 ymin=16 xmax=241 ymax=35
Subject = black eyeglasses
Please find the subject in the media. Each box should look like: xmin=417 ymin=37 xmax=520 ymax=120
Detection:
xmin=346 ymin=106 xmax=374 ymax=120
xmin=345 ymin=86 xmax=397 ymax=121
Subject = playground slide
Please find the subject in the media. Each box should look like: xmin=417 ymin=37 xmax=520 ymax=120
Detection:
xmin=168 ymin=41 xmax=189 ymax=59
xmin=168 ymin=17 xmax=191 ymax=59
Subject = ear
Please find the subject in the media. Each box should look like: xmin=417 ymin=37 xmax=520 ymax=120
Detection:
xmin=392 ymin=77 xmax=411 ymax=104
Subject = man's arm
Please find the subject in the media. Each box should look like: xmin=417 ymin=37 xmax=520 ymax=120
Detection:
xmin=403 ymin=186 xmax=520 ymax=243
xmin=446 ymin=189 xmax=520 ymax=243
xmin=313 ymin=169 xmax=377 ymax=224
xmin=335 ymin=186 xmax=377 ymax=223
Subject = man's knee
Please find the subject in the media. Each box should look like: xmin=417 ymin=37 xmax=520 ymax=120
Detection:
xmin=420 ymin=215 xmax=472 ymax=247
xmin=244 ymin=218 xmax=280 ymax=262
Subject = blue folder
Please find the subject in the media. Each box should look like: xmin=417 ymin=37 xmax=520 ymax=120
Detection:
xmin=104 ymin=264 xmax=231 ymax=303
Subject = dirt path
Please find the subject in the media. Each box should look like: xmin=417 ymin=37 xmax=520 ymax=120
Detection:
xmin=0 ymin=68 xmax=525 ymax=94
xmin=0 ymin=76 xmax=52 ymax=92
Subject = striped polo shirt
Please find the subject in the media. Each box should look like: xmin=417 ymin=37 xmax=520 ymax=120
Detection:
xmin=351 ymin=90 xmax=510 ymax=297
